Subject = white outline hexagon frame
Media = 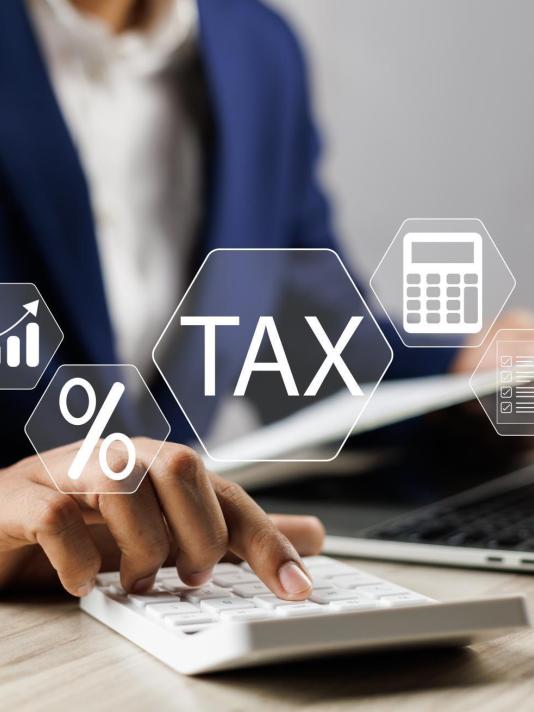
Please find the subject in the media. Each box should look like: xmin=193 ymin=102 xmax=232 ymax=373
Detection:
xmin=469 ymin=328 xmax=534 ymax=438
xmin=0 ymin=282 xmax=64 ymax=390
xmin=24 ymin=363 xmax=171 ymax=494
xmin=152 ymin=248 xmax=393 ymax=464
xmin=369 ymin=218 xmax=517 ymax=349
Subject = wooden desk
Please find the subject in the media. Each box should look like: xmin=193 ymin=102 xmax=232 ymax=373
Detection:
xmin=2 ymin=559 xmax=534 ymax=712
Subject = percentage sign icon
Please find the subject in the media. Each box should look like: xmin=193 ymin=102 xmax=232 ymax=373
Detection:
xmin=59 ymin=377 xmax=136 ymax=481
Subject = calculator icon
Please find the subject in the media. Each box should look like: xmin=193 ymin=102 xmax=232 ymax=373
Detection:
xmin=403 ymin=233 xmax=483 ymax=334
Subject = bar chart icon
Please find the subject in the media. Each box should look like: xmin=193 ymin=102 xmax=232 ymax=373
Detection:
xmin=0 ymin=301 xmax=40 ymax=368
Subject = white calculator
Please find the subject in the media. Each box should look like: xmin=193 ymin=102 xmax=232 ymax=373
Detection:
xmin=80 ymin=556 xmax=529 ymax=675
xmin=403 ymin=233 xmax=483 ymax=334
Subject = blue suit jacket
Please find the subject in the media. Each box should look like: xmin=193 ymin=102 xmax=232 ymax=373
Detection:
xmin=0 ymin=0 xmax=453 ymax=466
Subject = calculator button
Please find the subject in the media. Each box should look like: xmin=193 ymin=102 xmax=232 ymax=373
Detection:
xmin=464 ymin=287 xmax=479 ymax=324
xmin=427 ymin=313 xmax=440 ymax=324
xmin=407 ymin=274 xmax=421 ymax=285
xmin=447 ymin=313 xmax=461 ymax=324
xmin=447 ymin=274 xmax=461 ymax=284
xmin=427 ymin=274 xmax=440 ymax=284
xmin=406 ymin=313 xmax=420 ymax=324
xmin=407 ymin=287 xmax=420 ymax=298
xmin=426 ymin=287 xmax=440 ymax=297
xmin=465 ymin=274 xmax=478 ymax=284
xmin=406 ymin=300 xmax=420 ymax=310
xmin=446 ymin=300 xmax=460 ymax=311
xmin=426 ymin=300 xmax=440 ymax=311
xmin=446 ymin=287 xmax=460 ymax=298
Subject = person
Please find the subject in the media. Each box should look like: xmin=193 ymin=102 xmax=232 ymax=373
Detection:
xmin=0 ymin=0 xmax=530 ymax=601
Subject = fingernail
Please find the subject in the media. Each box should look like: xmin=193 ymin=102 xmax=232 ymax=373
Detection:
xmin=186 ymin=568 xmax=213 ymax=587
xmin=77 ymin=578 xmax=96 ymax=597
xmin=278 ymin=561 xmax=312 ymax=595
xmin=131 ymin=575 xmax=155 ymax=593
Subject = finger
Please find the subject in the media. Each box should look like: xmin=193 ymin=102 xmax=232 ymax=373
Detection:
xmin=25 ymin=485 xmax=101 ymax=597
xmin=141 ymin=441 xmax=228 ymax=586
xmin=220 ymin=515 xmax=325 ymax=563
xmin=211 ymin=476 xmax=313 ymax=600
xmin=268 ymin=514 xmax=325 ymax=556
xmin=96 ymin=464 xmax=170 ymax=593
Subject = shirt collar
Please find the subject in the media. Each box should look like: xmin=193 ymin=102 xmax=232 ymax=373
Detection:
xmin=36 ymin=0 xmax=197 ymax=76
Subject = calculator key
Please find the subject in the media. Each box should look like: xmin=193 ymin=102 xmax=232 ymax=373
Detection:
xmin=146 ymin=601 xmax=198 ymax=619
xmin=200 ymin=597 xmax=255 ymax=613
xmin=406 ymin=313 xmax=420 ymax=324
xmin=464 ymin=287 xmax=479 ymax=324
xmin=275 ymin=603 xmax=323 ymax=617
xmin=157 ymin=568 xmax=182 ymax=579
xmin=427 ymin=274 xmax=440 ymax=284
xmin=219 ymin=609 xmax=275 ymax=622
xmin=232 ymin=582 xmax=271 ymax=597
xmin=465 ymin=273 xmax=478 ymax=284
xmin=161 ymin=582 xmax=190 ymax=595
xmin=212 ymin=571 xmax=258 ymax=587
xmin=309 ymin=588 xmax=364 ymax=603
xmin=426 ymin=287 xmax=440 ymax=297
xmin=446 ymin=287 xmax=460 ymax=297
xmin=379 ymin=593 xmax=432 ymax=607
xmin=407 ymin=287 xmax=420 ymax=297
xmin=447 ymin=313 xmax=461 ymax=324
xmin=164 ymin=612 xmax=216 ymax=627
xmin=406 ymin=300 xmax=420 ymax=310
xmin=183 ymin=585 xmax=229 ymax=603
xmin=253 ymin=595 xmax=298 ymax=609
xmin=446 ymin=300 xmax=460 ymax=310
xmin=427 ymin=313 xmax=440 ymax=324
xmin=102 ymin=584 xmax=125 ymax=597
xmin=407 ymin=274 xmax=421 ymax=285
xmin=426 ymin=300 xmax=440 ymax=310
xmin=447 ymin=274 xmax=461 ymax=284
xmin=129 ymin=591 xmax=178 ymax=607
xmin=96 ymin=572 xmax=120 ymax=586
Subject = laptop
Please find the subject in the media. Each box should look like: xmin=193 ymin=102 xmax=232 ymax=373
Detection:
xmin=251 ymin=397 xmax=534 ymax=573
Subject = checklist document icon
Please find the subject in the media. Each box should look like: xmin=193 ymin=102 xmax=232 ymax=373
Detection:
xmin=497 ymin=341 xmax=534 ymax=424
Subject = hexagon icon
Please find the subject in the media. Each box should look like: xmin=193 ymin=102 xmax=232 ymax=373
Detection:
xmin=370 ymin=218 xmax=516 ymax=348
xmin=0 ymin=283 xmax=63 ymax=389
xmin=25 ymin=364 xmax=170 ymax=494
xmin=153 ymin=248 xmax=392 ymax=463
xmin=470 ymin=329 xmax=534 ymax=437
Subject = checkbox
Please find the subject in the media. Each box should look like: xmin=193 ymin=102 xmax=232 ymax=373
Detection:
xmin=500 ymin=371 xmax=513 ymax=383
xmin=500 ymin=402 xmax=513 ymax=414
xmin=500 ymin=387 xmax=513 ymax=399
xmin=500 ymin=355 xmax=513 ymax=367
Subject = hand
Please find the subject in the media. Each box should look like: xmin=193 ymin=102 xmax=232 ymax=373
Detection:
xmin=0 ymin=439 xmax=324 ymax=599
xmin=451 ymin=310 xmax=534 ymax=374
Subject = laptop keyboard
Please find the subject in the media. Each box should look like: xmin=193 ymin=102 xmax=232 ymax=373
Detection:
xmin=370 ymin=483 xmax=534 ymax=551
xmin=95 ymin=556 xmax=433 ymax=634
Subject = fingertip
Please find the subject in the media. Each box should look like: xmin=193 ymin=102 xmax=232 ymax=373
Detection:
xmin=129 ymin=574 xmax=156 ymax=594
xmin=178 ymin=567 xmax=214 ymax=588
xmin=70 ymin=577 xmax=96 ymax=598
xmin=277 ymin=561 xmax=313 ymax=599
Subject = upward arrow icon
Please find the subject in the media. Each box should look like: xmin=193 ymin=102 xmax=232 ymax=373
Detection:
xmin=0 ymin=300 xmax=40 ymax=337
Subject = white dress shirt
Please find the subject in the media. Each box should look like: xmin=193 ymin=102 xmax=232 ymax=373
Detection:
xmin=27 ymin=0 xmax=201 ymax=389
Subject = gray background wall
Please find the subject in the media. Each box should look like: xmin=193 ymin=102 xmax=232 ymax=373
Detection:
xmin=267 ymin=0 xmax=534 ymax=315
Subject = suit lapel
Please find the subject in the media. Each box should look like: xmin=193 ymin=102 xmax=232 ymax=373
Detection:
xmin=0 ymin=0 xmax=116 ymax=364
